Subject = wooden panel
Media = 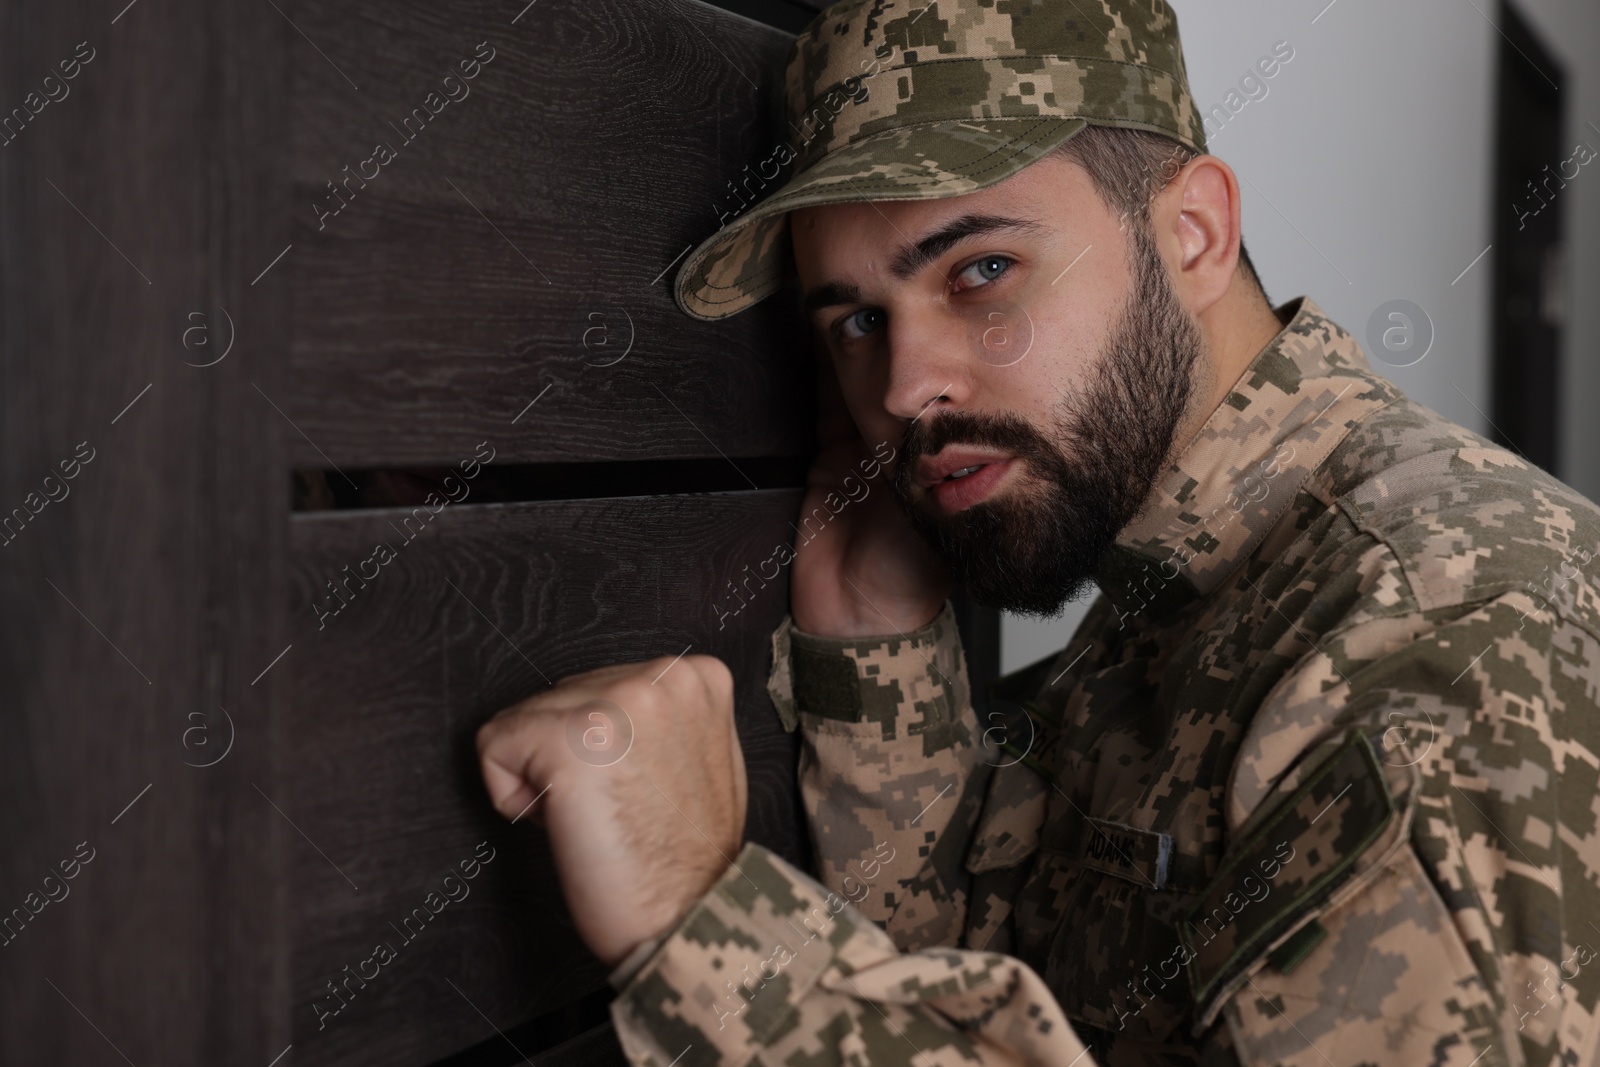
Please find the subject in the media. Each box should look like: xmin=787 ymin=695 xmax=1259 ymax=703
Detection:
xmin=286 ymin=0 xmax=816 ymax=468
xmin=0 ymin=0 xmax=292 ymax=1064
xmin=286 ymin=491 xmax=808 ymax=1066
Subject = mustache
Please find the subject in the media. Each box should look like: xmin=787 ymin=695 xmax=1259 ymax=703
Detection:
xmin=891 ymin=408 xmax=1059 ymax=510
xmin=899 ymin=409 xmax=1052 ymax=465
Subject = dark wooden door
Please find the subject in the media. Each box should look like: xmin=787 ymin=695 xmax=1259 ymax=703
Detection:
xmin=2 ymin=0 xmax=1000 ymax=1063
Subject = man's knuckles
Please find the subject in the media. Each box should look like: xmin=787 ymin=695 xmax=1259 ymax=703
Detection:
xmin=549 ymin=653 xmax=730 ymax=704
xmin=476 ymin=654 xmax=734 ymax=759
xmin=625 ymin=653 xmax=732 ymax=712
xmin=682 ymin=653 xmax=734 ymax=708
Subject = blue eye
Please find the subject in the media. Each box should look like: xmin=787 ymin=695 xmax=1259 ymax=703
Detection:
xmin=838 ymin=307 xmax=885 ymax=341
xmin=956 ymin=255 xmax=1013 ymax=289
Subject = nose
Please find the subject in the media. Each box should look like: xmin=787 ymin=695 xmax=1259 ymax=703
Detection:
xmin=881 ymin=310 xmax=975 ymax=425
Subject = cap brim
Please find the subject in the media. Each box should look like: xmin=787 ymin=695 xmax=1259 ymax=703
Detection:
xmin=673 ymin=115 xmax=1089 ymax=322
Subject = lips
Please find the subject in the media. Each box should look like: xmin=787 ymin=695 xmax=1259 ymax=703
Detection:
xmin=913 ymin=448 xmax=1016 ymax=489
xmin=910 ymin=446 xmax=1019 ymax=515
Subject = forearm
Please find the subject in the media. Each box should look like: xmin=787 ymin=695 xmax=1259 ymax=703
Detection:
xmin=770 ymin=599 xmax=991 ymax=949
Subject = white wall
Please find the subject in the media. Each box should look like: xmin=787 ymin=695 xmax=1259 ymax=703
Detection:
xmin=1001 ymin=0 xmax=1600 ymax=675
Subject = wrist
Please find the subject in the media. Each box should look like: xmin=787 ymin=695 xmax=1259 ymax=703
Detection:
xmin=792 ymin=598 xmax=946 ymax=639
xmin=606 ymin=846 xmax=751 ymax=990
xmin=607 ymin=854 xmax=732 ymax=970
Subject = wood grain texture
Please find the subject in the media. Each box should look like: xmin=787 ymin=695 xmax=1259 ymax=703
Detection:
xmin=286 ymin=0 xmax=816 ymax=468
xmin=286 ymin=490 xmax=809 ymax=1066
xmin=0 ymin=0 xmax=293 ymax=1063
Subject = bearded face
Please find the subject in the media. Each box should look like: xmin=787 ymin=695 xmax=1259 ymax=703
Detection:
xmin=890 ymin=222 xmax=1206 ymax=618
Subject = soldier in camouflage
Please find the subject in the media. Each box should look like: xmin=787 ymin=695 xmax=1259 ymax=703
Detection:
xmin=473 ymin=1 xmax=1600 ymax=1064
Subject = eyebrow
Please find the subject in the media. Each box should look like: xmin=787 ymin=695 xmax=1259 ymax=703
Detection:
xmin=802 ymin=281 xmax=862 ymax=317
xmin=800 ymin=213 xmax=1046 ymax=318
xmin=890 ymin=213 xmax=1046 ymax=280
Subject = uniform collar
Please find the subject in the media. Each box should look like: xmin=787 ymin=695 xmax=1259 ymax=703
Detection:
xmin=1091 ymin=295 xmax=1397 ymax=624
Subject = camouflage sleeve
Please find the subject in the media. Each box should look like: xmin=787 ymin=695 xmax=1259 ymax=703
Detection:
xmin=607 ymin=839 xmax=1096 ymax=1067
xmin=1211 ymin=589 xmax=1600 ymax=1067
xmin=765 ymin=599 xmax=997 ymax=953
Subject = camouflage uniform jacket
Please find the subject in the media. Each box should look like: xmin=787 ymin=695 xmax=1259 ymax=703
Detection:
xmin=606 ymin=295 xmax=1600 ymax=1067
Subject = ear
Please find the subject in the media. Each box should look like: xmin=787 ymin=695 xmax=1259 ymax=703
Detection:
xmin=1151 ymin=154 xmax=1243 ymax=318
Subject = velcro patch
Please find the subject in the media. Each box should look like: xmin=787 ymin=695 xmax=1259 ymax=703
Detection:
xmin=790 ymin=642 xmax=865 ymax=724
xmin=1181 ymin=730 xmax=1395 ymax=1013
xmin=1077 ymin=817 xmax=1172 ymax=890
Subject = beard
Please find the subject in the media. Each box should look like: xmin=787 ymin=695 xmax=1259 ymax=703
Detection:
xmin=889 ymin=222 xmax=1206 ymax=619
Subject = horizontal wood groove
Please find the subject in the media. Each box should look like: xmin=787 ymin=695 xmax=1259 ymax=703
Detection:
xmin=293 ymin=456 xmax=813 ymax=511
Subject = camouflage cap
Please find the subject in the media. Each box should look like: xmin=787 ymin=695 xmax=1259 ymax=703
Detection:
xmin=673 ymin=0 xmax=1207 ymax=322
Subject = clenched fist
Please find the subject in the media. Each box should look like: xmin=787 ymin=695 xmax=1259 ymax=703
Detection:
xmin=476 ymin=653 xmax=748 ymax=969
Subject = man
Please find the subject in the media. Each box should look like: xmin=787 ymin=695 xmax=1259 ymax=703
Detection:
xmin=474 ymin=1 xmax=1600 ymax=1064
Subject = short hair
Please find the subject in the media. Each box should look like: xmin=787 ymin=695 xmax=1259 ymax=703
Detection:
xmin=1049 ymin=125 xmax=1268 ymax=304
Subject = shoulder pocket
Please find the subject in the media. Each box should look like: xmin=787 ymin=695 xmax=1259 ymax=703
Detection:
xmin=1221 ymin=842 xmax=1509 ymax=1066
xmin=1182 ymin=729 xmax=1411 ymax=1033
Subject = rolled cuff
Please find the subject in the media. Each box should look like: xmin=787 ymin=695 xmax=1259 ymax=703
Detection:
xmin=608 ymin=840 xmax=899 ymax=1067
xmin=765 ymin=599 xmax=965 ymax=732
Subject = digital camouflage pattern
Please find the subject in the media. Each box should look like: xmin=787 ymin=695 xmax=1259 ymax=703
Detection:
xmin=674 ymin=0 xmax=1206 ymax=321
xmin=608 ymin=296 xmax=1600 ymax=1066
